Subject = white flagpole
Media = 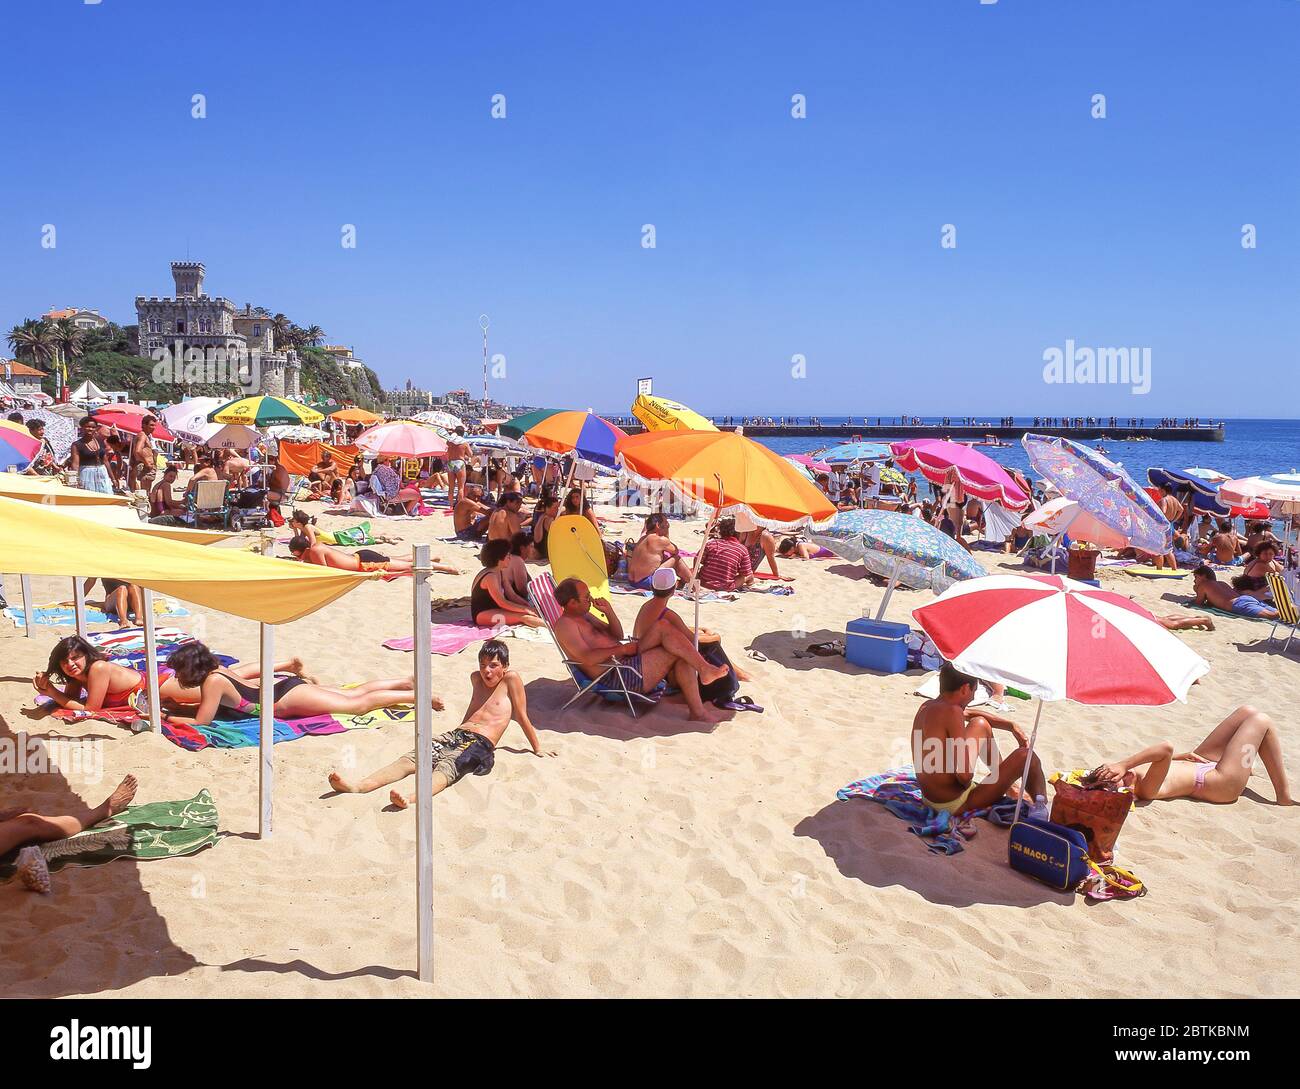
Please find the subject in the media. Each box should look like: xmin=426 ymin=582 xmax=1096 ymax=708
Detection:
xmin=413 ymin=544 xmax=434 ymax=984
xmin=258 ymin=622 xmax=274 ymax=838
xmin=73 ymin=578 xmax=87 ymax=639
xmin=20 ymin=574 xmax=34 ymax=638
xmin=140 ymin=588 xmax=162 ymax=733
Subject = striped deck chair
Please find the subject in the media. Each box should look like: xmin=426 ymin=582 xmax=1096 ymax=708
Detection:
xmin=527 ymin=571 xmax=664 ymax=716
xmin=1266 ymin=573 xmax=1299 ymax=652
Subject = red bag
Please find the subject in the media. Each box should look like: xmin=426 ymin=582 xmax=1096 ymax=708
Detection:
xmin=1049 ymin=779 xmax=1132 ymax=863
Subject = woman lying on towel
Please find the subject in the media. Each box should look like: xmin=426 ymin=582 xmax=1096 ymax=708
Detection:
xmin=162 ymin=640 xmax=437 ymax=725
xmin=1091 ymin=705 xmax=1294 ymax=805
xmin=0 ymin=774 xmax=138 ymax=892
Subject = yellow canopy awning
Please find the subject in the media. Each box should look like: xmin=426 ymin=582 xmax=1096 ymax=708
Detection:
xmin=0 ymin=473 xmax=131 ymax=506
xmin=39 ymin=502 xmax=237 ymax=545
xmin=0 ymin=495 xmax=371 ymax=624
xmin=631 ymin=393 xmax=719 ymax=433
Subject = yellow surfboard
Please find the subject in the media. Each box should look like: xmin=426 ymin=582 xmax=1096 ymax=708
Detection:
xmin=547 ymin=514 xmax=611 ymax=622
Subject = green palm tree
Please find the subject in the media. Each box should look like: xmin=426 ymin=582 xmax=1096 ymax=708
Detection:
xmin=6 ymin=319 xmax=57 ymax=368
xmin=53 ymin=318 xmax=86 ymax=365
xmin=302 ymin=324 xmax=324 ymax=347
xmin=271 ymin=313 xmax=293 ymax=346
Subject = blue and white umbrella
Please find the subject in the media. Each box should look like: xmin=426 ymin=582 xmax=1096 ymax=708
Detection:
xmin=818 ymin=442 xmax=892 ymax=464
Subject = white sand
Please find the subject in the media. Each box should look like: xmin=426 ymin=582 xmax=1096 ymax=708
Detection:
xmin=2 ymin=501 xmax=1297 ymax=998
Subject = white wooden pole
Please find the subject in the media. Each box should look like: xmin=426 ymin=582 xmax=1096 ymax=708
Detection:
xmin=73 ymin=578 xmax=87 ymax=639
xmin=874 ymin=557 xmax=902 ymax=621
xmin=20 ymin=574 xmax=34 ymax=638
xmin=140 ymin=588 xmax=162 ymax=733
xmin=1049 ymin=531 xmax=1063 ymax=576
xmin=413 ymin=544 xmax=434 ymax=984
xmin=1010 ymin=699 xmax=1046 ymax=826
xmin=258 ymin=622 xmax=274 ymax=838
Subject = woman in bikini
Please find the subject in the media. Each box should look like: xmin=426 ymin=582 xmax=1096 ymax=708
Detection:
xmin=161 ymin=641 xmax=434 ymax=726
xmin=1092 ymin=705 xmax=1294 ymax=805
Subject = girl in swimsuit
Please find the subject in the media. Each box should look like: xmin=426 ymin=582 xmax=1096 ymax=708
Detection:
xmin=470 ymin=539 xmax=543 ymax=628
xmin=162 ymin=641 xmax=431 ymax=726
xmin=1092 ymin=705 xmax=1295 ymax=805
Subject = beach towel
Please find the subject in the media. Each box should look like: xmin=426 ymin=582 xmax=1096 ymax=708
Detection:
xmin=837 ymin=766 xmax=1009 ymax=855
xmin=0 ymin=789 xmax=218 ymax=880
xmin=161 ymin=711 xmax=369 ymax=751
xmin=752 ymin=571 xmax=796 ymax=582
xmin=1188 ymin=602 xmax=1273 ymax=624
xmin=383 ymin=620 xmax=506 ymax=655
xmin=5 ymin=597 xmax=190 ymax=629
xmin=85 ymin=626 xmax=193 ymax=654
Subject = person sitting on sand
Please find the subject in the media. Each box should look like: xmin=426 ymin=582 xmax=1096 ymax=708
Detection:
xmin=0 ymin=774 xmax=140 ymax=892
xmin=553 ymin=577 xmax=728 ymax=722
xmin=454 ymin=483 xmax=493 ymax=540
xmin=912 ymin=663 xmax=1048 ymax=816
xmin=149 ymin=465 xmax=187 ymax=519
xmin=328 ymin=639 xmax=554 ymax=808
xmin=1204 ymin=518 xmax=1242 ymax=565
xmin=310 ymin=450 xmax=340 ymax=497
xmin=100 ymin=579 xmax=144 ymax=624
xmin=487 ymin=491 xmax=526 ymax=542
xmin=1192 ymin=565 xmax=1278 ymax=619
xmin=1241 ymin=540 xmax=1282 ymax=584
xmin=696 ymin=517 xmax=754 ymax=591
xmin=627 ymin=512 xmax=692 ymax=588
xmin=163 ymin=640 xmax=430 ymax=725
xmin=735 ymin=511 xmax=782 ymax=578
xmin=1089 ymin=705 xmax=1294 ymax=805
xmin=470 ymin=539 xmax=543 ymax=627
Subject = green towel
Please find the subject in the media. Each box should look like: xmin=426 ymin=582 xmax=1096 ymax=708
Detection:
xmin=0 ymin=789 xmax=218 ymax=880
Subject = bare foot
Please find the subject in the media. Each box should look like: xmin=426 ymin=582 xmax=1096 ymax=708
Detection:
xmin=1276 ymin=795 xmax=1297 ymax=806
xmin=699 ymin=662 xmax=730 ymax=685
xmin=105 ymin=774 xmax=138 ymax=816
xmin=327 ymin=771 xmax=355 ymax=793
xmin=389 ymin=789 xmax=411 ymax=810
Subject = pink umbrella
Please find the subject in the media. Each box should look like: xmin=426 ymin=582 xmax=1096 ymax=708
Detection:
xmin=355 ymin=420 xmax=448 ymax=459
xmin=1021 ymin=497 xmax=1128 ymax=550
xmin=92 ymin=409 xmax=175 ymax=441
xmin=788 ymin=453 xmax=832 ymax=473
xmin=890 ymin=439 xmax=1030 ymax=510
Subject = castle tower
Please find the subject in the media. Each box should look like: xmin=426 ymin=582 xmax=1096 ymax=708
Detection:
xmin=284 ymin=351 xmax=302 ymax=401
xmin=171 ymin=262 xmax=206 ymax=298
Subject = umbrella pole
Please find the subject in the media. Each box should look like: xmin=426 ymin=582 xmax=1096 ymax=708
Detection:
xmin=141 ymin=589 xmax=162 ymax=734
xmin=73 ymin=578 xmax=86 ymax=639
xmin=1010 ymin=699 xmax=1045 ymax=826
xmin=1049 ymin=532 xmax=1063 ymax=576
xmin=691 ymin=475 xmax=724 ymax=650
xmin=874 ymin=557 xmax=901 ymax=621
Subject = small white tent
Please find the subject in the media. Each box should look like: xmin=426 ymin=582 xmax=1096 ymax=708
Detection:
xmin=70 ymin=379 xmax=108 ymax=403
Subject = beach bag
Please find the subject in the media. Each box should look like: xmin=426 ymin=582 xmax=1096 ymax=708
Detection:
xmin=1007 ymin=817 xmax=1091 ymax=891
xmin=1049 ymin=779 xmax=1132 ymax=863
xmin=696 ymin=639 xmax=740 ymax=704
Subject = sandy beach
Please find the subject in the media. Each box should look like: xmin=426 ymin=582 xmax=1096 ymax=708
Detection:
xmin=2 ymin=494 xmax=1296 ymax=1000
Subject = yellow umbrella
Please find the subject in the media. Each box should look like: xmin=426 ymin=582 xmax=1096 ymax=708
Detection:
xmin=631 ymin=393 xmax=718 ymax=432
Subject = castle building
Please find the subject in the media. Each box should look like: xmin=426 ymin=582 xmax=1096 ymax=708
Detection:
xmin=135 ymin=262 xmax=301 ymax=398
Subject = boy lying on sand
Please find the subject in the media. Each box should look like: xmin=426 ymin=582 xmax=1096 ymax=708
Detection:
xmin=328 ymin=640 xmax=554 ymax=809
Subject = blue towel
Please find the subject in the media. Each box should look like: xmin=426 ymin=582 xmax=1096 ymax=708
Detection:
xmin=837 ymin=766 xmax=1010 ymax=855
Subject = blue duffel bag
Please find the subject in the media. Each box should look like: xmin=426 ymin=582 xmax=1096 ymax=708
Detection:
xmin=1007 ymin=817 xmax=1092 ymax=891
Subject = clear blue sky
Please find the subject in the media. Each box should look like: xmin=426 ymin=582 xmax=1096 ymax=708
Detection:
xmin=2 ymin=1 xmax=1296 ymax=417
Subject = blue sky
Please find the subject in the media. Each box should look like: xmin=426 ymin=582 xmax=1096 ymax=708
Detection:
xmin=2 ymin=1 xmax=1296 ymax=417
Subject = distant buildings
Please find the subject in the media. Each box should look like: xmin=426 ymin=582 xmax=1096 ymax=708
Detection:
xmin=43 ymin=307 xmax=110 ymax=331
xmin=320 ymin=345 xmax=367 ymax=371
xmin=1 ymin=359 xmax=48 ymax=397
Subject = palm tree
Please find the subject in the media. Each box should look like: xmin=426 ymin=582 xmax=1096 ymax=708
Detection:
xmin=271 ymin=313 xmax=293 ymax=347
xmin=302 ymin=324 xmax=324 ymax=347
xmin=53 ymin=318 xmax=86 ymax=366
xmin=6 ymin=319 xmax=57 ymax=369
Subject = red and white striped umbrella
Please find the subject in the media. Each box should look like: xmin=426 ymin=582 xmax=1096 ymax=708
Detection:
xmin=912 ymin=573 xmax=1209 ymax=705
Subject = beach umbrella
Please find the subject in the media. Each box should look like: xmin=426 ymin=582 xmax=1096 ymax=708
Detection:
xmin=266 ymin=424 xmax=327 ymax=443
xmin=500 ymin=409 xmax=627 ymax=468
xmin=0 ymin=420 xmax=41 ymax=471
xmin=17 ymin=407 xmax=75 ymax=460
xmin=355 ymin=420 xmax=448 ymax=459
xmin=1219 ymin=472 xmax=1300 ymax=511
xmin=880 ymin=465 xmax=907 ymax=487
xmin=631 ymin=393 xmax=718 ymax=432
xmin=787 ymin=452 xmax=832 ymax=474
xmin=617 ymin=429 xmax=836 ymax=529
xmin=160 ymin=396 xmax=226 ymax=442
xmin=466 ymin=433 xmax=527 ymax=454
xmin=204 ymin=424 xmax=260 ymax=450
xmin=208 ymin=394 xmax=324 ymax=427
xmin=1022 ymin=433 xmax=1171 ymax=555
xmin=1147 ymin=467 xmax=1230 ymax=518
xmin=1184 ymin=467 xmax=1229 ymax=484
xmin=1021 ymin=497 xmax=1128 ymax=550
xmin=92 ymin=408 xmax=175 ymax=441
xmin=891 ymin=439 xmax=1030 ymax=510
xmin=913 ymin=572 xmax=1210 ymax=822
xmin=810 ymin=508 xmax=985 ymax=618
xmin=411 ymin=409 xmax=465 ymax=432
xmin=819 ymin=441 xmax=892 ymax=464
xmin=329 ymin=408 xmax=383 ymax=425
xmin=784 ymin=456 xmax=816 ymax=482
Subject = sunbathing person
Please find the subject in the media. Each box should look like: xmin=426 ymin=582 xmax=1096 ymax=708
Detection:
xmin=1192 ymin=565 xmax=1278 ymax=619
xmin=162 ymin=640 xmax=431 ymax=725
xmin=776 ymin=536 xmax=834 ymax=560
xmin=288 ymin=534 xmax=459 ymax=575
xmin=912 ymin=663 xmax=1047 ymax=816
xmin=470 ymin=539 xmax=543 ymax=627
xmin=327 ymin=639 xmax=554 ymax=808
xmin=454 ymin=484 xmax=493 ymax=540
xmin=0 ymin=774 xmax=139 ymax=892
xmin=288 ymin=509 xmax=399 ymax=549
xmin=1090 ymin=705 xmax=1294 ymax=805
xmin=627 ymin=512 xmax=692 ymax=588
xmin=553 ymin=576 xmax=728 ymax=721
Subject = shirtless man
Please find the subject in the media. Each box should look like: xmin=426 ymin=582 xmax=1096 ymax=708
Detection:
xmin=487 ymin=491 xmax=525 ymax=542
xmin=311 ymin=450 xmax=339 ymax=496
xmin=1151 ymin=486 xmax=1184 ymax=570
xmin=912 ymin=663 xmax=1047 ymax=816
xmin=445 ymin=426 xmax=471 ymax=508
xmin=552 ymin=577 xmax=728 ymax=722
xmin=1205 ymin=518 xmax=1241 ymax=565
xmin=128 ymin=417 xmax=159 ymax=492
xmin=1091 ymin=705 xmax=1293 ymax=805
xmin=288 ymin=535 xmax=459 ymax=575
xmin=627 ymin=512 xmax=691 ymax=588
xmin=327 ymin=640 xmax=554 ymax=807
xmin=1192 ymin=566 xmax=1278 ymax=620
xmin=265 ymin=452 xmax=291 ymax=521
xmin=454 ymin=483 xmax=493 ymax=539
xmin=184 ymin=455 xmax=220 ymax=498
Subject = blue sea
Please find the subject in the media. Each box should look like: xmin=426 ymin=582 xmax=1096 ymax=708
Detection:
xmin=755 ymin=418 xmax=1300 ymax=488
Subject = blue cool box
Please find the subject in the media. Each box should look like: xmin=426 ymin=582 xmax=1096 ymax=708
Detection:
xmin=845 ymin=617 xmax=911 ymax=673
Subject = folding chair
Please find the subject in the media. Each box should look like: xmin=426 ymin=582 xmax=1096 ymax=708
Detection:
xmin=187 ymin=479 xmax=231 ymax=529
xmin=1266 ymin=573 xmax=1299 ymax=652
xmin=527 ymin=572 xmax=663 ymax=717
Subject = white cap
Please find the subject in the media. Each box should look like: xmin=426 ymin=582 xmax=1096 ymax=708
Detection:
xmin=651 ymin=567 xmax=677 ymax=591
xmin=731 ymin=508 xmax=758 ymax=533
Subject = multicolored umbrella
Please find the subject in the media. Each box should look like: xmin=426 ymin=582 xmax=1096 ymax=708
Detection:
xmin=810 ymin=508 xmax=985 ymax=617
xmin=354 ymin=421 xmax=447 ymax=459
xmin=1022 ymin=433 xmax=1171 ymax=554
xmin=787 ymin=453 xmax=832 ymax=473
xmin=14 ymin=408 xmax=75 ymax=460
xmin=913 ymin=571 xmax=1210 ymax=822
xmin=631 ymin=393 xmax=718 ymax=432
xmin=0 ymin=420 xmax=41 ymax=471
xmin=208 ymin=395 xmax=324 ymax=427
xmin=411 ymin=409 xmax=465 ymax=434
xmin=329 ymin=408 xmax=384 ymax=425
xmin=1219 ymin=472 xmax=1300 ymax=511
xmin=891 ymin=439 xmax=1030 ymax=510
xmin=501 ymin=409 xmax=628 ymax=468
xmin=617 ymin=429 xmax=836 ymax=529
xmin=819 ymin=442 xmax=892 ymax=464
